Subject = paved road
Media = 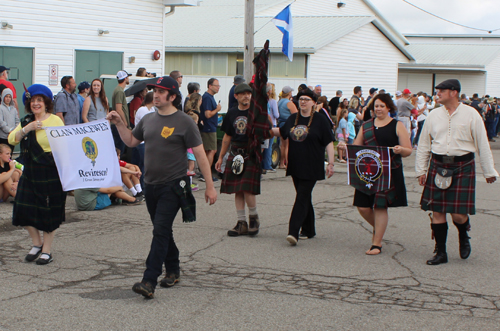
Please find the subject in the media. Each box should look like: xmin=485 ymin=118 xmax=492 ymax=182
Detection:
xmin=1 ymin=144 xmax=500 ymax=330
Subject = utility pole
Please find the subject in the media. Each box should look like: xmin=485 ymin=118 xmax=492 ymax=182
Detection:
xmin=244 ymin=0 xmax=254 ymax=83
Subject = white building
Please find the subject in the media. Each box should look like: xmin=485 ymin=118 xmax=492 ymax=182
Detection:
xmin=164 ymin=0 xmax=414 ymax=110
xmin=0 ymin=0 xmax=171 ymax=112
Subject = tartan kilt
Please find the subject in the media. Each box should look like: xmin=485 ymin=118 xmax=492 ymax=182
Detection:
xmin=420 ymin=158 xmax=475 ymax=215
xmin=12 ymin=161 xmax=67 ymax=233
xmin=221 ymin=144 xmax=261 ymax=195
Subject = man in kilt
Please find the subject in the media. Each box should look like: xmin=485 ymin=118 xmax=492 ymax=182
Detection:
xmin=416 ymin=79 xmax=498 ymax=265
xmin=215 ymin=83 xmax=265 ymax=236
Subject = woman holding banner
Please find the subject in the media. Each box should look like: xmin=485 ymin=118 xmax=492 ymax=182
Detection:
xmin=352 ymin=93 xmax=412 ymax=255
xmin=272 ymin=88 xmax=335 ymax=246
xmin=8 ymin=84 xmax=66 ymax=265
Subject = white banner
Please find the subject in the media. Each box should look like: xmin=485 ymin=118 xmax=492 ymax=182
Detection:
xmin=45 ymin=119 xmax=122 ymax=191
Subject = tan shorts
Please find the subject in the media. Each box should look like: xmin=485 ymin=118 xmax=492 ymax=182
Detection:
xmin=201 ymin=132 xmax=217 ymax=151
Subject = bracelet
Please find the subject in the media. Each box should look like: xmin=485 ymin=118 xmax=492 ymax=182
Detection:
xmin=21 ymin=127 xmax=26 ymax=135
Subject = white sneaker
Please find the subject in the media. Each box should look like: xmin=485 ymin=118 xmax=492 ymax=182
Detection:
xmin=286 ymin=235 xmax=298 ymax=246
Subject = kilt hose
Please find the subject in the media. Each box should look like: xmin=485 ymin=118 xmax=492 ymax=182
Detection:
xmin=221 ymin=142 xmax=262 ymax=195
xmin=12 ymin=161 xmax=67 ymax=233
xmin=420 ymin=157 xmax=476 ymax=215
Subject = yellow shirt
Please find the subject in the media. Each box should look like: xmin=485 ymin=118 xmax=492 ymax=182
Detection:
xmin=8 ymin=114 xmax=64 ymax=153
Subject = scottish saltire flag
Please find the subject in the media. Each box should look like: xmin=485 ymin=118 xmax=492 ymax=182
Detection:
xmin=272 ymin=4 xmax=293 ymax=61
xmin=347 ymin=145 xmax=391 ymax=195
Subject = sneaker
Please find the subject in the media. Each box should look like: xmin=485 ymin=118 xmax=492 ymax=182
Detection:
xmin=212 ymin=176 xmax=219 ymax=182
xmin=286 ymin=235 xmax=298 ymax=246
xmin=191 ymin=183 xmax=199 ymax=192
xmin=25 ymin=245 xmax=43 ymax=262
xmin=36 ymin=253 xmax=53 ymax=265
xmin=248 ymin=215 xmax=260 ymax=236
xmin=227 ymin=221 xmax=249 ymax=236
xmin=132 ymin=281 xmax=155 ymax=299
xmin=299 ymin=233 xmax=309 ymax=240
xmin=198 ymin=174 xmax=205 ymax=182
xmin=159 ymin=272 xmax=180 ymax=288
xmin=123 ymin=198 xmax=142 ymax=205
xmin=187 ymin=170 xmax=196 ymax=176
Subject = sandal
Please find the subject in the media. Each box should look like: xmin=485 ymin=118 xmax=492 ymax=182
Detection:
xmin=366 ymin=245 xmax=382 ymax=255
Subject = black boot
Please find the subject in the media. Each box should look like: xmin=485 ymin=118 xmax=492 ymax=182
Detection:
xmin=454 ymin=218 xmax=471 ymax=259
xmin=427 ymin=223 xmax=448 ymax=265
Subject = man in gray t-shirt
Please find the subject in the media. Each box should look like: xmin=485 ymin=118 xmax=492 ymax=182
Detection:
xmin=107 ymin=76 xmax=217 ymax=299
xmin=397 ymin=88 xmax=414 ymax=134
xmin=54 ymin=76 xmax=80 ymax=125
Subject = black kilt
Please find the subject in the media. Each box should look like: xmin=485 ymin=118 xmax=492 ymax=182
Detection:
xmin=12 ymin=160 xmax=67 ymax=233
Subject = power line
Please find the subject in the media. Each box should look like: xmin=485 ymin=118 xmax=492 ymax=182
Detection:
xmin=402 ymin=0 xmax=500 ymax=33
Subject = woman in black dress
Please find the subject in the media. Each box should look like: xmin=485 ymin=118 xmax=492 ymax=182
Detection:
xmin=353 ymin=93 xmax=412 ymax=255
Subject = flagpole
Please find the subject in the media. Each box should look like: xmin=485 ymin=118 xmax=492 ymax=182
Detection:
xmin=244 ymin=0 xmax=255 ymax=83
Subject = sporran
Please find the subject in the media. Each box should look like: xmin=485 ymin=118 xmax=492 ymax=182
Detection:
xmin=231 ymin=154 xmax=245 ymax=175
xmin=435 ymin=167 xmax=453 ymax=190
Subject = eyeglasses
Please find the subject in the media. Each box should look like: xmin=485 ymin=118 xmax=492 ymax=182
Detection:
xmin=212 ymin=85 xmax=220 ymax=87
xmin=179 ymin=75 xmax=183 ymax=78
xmin=299 ymin=97 xmax=313 ymax=102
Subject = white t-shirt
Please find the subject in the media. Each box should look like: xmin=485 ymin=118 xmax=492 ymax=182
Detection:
xmin=135 ymin=105 xmax=156 ymax=144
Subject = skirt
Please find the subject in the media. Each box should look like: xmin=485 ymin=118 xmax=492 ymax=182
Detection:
xmin=12 ymin=161 xmax=67 ymax=232
xmin=420 ymin=158 xmax=475 ymax=215
xmin=221 ymin=143 xmax=261 ymax=195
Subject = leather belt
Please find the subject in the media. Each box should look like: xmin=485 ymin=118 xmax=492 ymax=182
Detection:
xmin=432 ymin=152 xmax=474 ymax=164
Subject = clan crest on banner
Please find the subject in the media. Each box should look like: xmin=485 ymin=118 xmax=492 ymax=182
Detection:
xmin=347 ymin=145 xmax=391 ymax=195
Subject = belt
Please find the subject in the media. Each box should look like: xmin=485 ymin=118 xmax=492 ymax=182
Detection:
xmin=432 ymin=152 xmax=474 ymax=164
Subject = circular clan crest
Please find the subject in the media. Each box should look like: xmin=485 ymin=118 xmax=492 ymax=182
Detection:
xmin=234 ymin=116 xmax=247 ymax=135
xmin=354 ymin=149 xmax=383 ymax=189
xmin=290 ymin=125 xmax=308 ymax=142
xmin=82 ymin=137 xmax=98 ymax=167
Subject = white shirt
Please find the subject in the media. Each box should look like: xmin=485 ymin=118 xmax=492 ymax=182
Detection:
xmin=416 ymin=103 xmax=498 ymax=178
xmin=135 ymin=105 xmax=156 ymax=144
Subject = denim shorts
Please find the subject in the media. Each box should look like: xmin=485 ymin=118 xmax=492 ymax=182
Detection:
xmin=95 ymin=192 xmax=112 ymax=210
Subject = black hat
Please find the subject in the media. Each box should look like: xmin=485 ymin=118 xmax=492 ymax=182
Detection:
xmin=0 ymin=66 xmax=9 ymax=74
xmin=296 ymin=88 xmax=317 ymax=102
xmin=369 ymin=87 xmax=378 ymax=94
xmin=78 ymin=81 xmax=90 ymax=92
xmin=147 ymin=76 xmax=180 ymax=95
xmin=298 ymin=84 xmax=308 ymax=91
xmin=234 ymin=83 xmax=252 ymax=94
xmin=435 ymin=79 xmax=461 ymax=93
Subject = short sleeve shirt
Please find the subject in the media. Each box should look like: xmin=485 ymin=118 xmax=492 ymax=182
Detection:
xmin=280 ymin=113 xmax=335 ymax=180
xmin=112 ymin=85 xmax=130 ymax=127
xmin=200 ymin=92 xmax=218 ymax=132
xmin=54 ymin=89 xmax=80 ymax=125
xmin=397 ymin=98 xmax=413 ymax=117
xmin=132 ymin=110 xmax=202 ymax=185
xmin=221 ymin=106 xmax=249 ymax=143
xmin=74 ymin=188 xmax=99 ymax=211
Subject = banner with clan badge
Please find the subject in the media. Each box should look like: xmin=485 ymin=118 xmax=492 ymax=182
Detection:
xmin=44 ymin=118 xmax=122 ymax=191
xmin=346 ymin=145 xmax=391 ymax=195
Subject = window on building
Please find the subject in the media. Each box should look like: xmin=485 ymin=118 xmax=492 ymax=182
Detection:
xmin=193 ymin=53 xmax=227 ymax=76
xmin=165 ymin=53 xmax=193 ymax=75
xmin=269 ymin=53 xmax=306 ymax=78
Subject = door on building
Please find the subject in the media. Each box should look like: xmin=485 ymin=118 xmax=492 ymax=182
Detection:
xmin=75 ymin=50 xmax=123 ymax=100
xmin=0 ymin=46 xmax=34 ymax=117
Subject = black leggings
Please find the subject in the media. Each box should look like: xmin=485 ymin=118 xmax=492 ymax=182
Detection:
xmin=288 ymin=176 xmax=317 ymax=239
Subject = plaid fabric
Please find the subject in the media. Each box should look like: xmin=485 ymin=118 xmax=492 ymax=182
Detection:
xmin=420 ymin=158 xmax=476 ymax=215
xmin=171 ymin=176 xmax=196 ymax=223
xmin=221 ymin=141 xmax=261 ymax=195
xmin=347 ymin=145 xmax=391 ymax=195
xmin=246 ymin=42 xmax=272 ymax=165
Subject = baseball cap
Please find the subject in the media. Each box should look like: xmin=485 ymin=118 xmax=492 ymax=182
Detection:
xmin=233 ymin=75 xmax=245 ymax=84
xmin=116 ymin=70 xmax=132 ymax=80
xmin=395 ymin=91 xmax=402 ymax=97
xmin=369 ymin=87 xmax=378 ymax=94
xmin=435 ymin=79 xmax=461 ymax=93
xmin=146 ymin=76 xmax=180 ymax=95
xmin=282 ymin=86 xmax=294 ymax=94
xmin=78 ymin=81 xmax=90 ymax=92
xmin=234 ymin=83 xmax=252 ymax=94
xmin=0 ymin=66 xmax=10 ymax=74
xmin=403 ymin=88 xmax=411 ymax=95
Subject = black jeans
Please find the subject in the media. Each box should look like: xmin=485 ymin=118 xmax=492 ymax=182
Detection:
xmin=415 ymin=120 xmax=425 ymax=145
xmin=288 ymin=176 xmax=317 ymax=239
xmin=142 ymin=182 xmax=181 ymax=288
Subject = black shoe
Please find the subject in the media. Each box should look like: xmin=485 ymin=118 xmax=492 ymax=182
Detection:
xmin=426 ymin=251 xmax=448 ymax=265
xmin=248 ymin=216 xmax=260 ymax=236
xmin=212 ymin=176 xmax=219 ymax=182
xmin=456 ymin=226 xmax=471 ymax=260
xmin=25 ymin=246 xmax=43 ymax=262
xmin=123 ymin=198 xmax=142 ymax=205
xmin=135 ymin=191 xmax=144 ymax=199
xmin=227 ymin=221 xmax=248 ymax=236
xmin=36 ymin=253 xmax=53 ymax=265
xmin=198 ymin=174 xmax=205 ymax=182
xmin=132 ymin=281 xmax=155 ymax=299
xmin=159 ymin=272 xmax=180 ymax=288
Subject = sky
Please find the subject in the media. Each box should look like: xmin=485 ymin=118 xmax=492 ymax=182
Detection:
xmin=370 ymin=0 xmax=500 ymax=35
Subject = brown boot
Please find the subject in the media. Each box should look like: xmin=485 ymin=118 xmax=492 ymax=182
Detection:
xmin=248 ymin=215 xmax=260 ymax=236
xmin=227 ymin=221 xmax=248 ymax=236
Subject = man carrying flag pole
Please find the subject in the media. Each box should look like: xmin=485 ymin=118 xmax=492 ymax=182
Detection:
xmin=273 ymin=4 xmax=294 ymax=61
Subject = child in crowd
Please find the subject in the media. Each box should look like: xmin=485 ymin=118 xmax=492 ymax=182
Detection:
xmin=116 ymin=148 xmax=144 ymax=199
xmin=335 ymin=109 xmax=348 ymax=163
xmin=347 ymin=112 xmax=356 ymax=144
xmin=0 ymin=88 xmax=19 ymax=149
xmin=0 ymin=143 xmax=21 ymax=201
xmin=185 ymin=92 xmax=203 ymax=192
xmin=74 ymin=185 xmax=143 ymax=210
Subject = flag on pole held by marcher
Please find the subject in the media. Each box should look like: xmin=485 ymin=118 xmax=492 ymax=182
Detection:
xmin=272 ymin=4 xmax=293 ymax=61
xmin=347 ymin=145 xmax=391 ymax=195
xmin=44 ymin=118 xmax=122 ymax=191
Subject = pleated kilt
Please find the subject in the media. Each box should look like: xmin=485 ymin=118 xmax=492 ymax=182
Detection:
xmin=12 ymin=161 xmax=67 ymax=233
xmin=420 ymin=157 xmax=476 ymax=215
xmin=221 ymin=142 xmax=261 ymax=195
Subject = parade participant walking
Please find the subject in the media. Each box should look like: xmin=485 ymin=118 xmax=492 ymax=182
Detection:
xmin=8 ymin=84 xmax=66 ymax=265
xmin=215 ymin=83 xmax=264 ymax=236
xmin=54 ymin=76 xmax=79 ymax=125
xmin=416 ymin=79 xmax=498 ymax=265
xmin=272 ymin=88 xmax=335 ymax=245
xmin=82 ymin=79 xmax=109 ymax=123
xmin=107 ymin=76 xmax=217 ymax=299
xmin=352 ymin=94 xmax=412 ymax=255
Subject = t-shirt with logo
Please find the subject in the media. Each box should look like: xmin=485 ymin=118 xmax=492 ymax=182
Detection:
xmin=280 ymin=112 xmax=335 ymax=180
xmin=132 ymin=110 xmax=202 ymax=185
xmin=220 ymin=106 xmax=248 ymax=143
xmin=200 ymin=92 xmax=218 ymax=133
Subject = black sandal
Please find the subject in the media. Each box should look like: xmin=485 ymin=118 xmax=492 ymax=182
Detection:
xmin=366 ymin=245 xmax=382 ymax=255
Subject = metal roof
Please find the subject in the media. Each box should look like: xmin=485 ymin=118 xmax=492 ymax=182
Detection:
xmin=403 ymin=44 xmax=500 ymax=67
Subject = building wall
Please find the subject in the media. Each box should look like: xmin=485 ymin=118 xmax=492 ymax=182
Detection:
xmin=257 ymin=0 xmax=373 ymax=17
xmin=308 ymin=23 xmax=409 ymax=99
xmin=0 ymin=0 xmax=165 ymax=94
xmin=397 ymin=72 xmax=433 ymax=93
xmin=486 ymin=55 xmax=500 ymax=97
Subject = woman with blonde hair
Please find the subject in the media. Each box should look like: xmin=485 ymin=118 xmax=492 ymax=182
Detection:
xmin=184 ymin=92 xmax=203 ymax=191
xmin=277 ymin=86 xmax=298 ymax=168
xmin=262 ymin=83 xmax=279 ymax=172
